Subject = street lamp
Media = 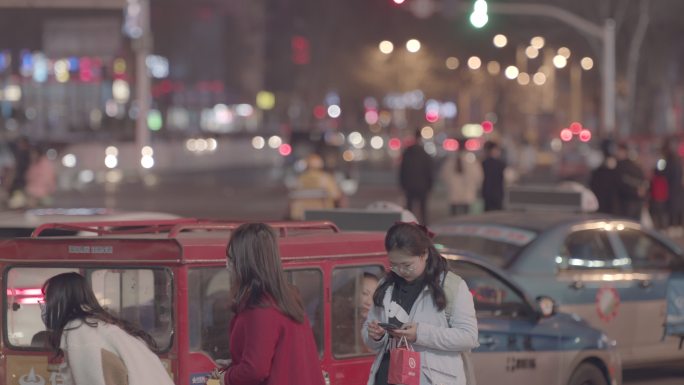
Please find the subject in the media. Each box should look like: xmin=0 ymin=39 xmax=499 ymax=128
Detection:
xmin=469 ymin=2 xmax=616 ymax=134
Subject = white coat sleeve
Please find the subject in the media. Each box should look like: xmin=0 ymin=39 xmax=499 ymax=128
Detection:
xmin=415 ymin=280 xmax=479 ymax=351
xmin=64 ymin=327 xmax=107 ymax=385
xmin=362 ymin=302 xmax=388 ymax=352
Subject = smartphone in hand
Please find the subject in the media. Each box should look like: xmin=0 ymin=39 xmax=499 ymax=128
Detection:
xmin=378 ymin=322 xmax=400 ymax=330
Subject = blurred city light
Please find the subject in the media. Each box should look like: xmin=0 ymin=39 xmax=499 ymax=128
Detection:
xmin=517 ymin=72 xmax=530 ymax=86
xmin=327 ymin=104 xmax=341 ymax=118
xmin=252 ymin=136 xmax=266 ymax=150
xmin=443 ymin=138 xmax=459 ymax=152
xmin=379 ymin=40 xmax=394 ymax=54
xmin=141 ymin=156 xmax=154 ymax=169
xmin=467 ymin=56 xmax=482 ymax=70
xmin=106 ymin=146 xmax=119 ymax=157
xmin=141 ymin=146 xmax=154 ymax=157
xmin=445 ymin=57 xmax=459 ymax=70
xmin=313 ymin=105 xmax=326 ymax=119
xmin=481 ymin=120 xmax=494 ymax=133
xmin=560 ymin=128 xmax=573 ymax=141
xmin=388 ymin=137 xmax=402 ymax=151
xmin=393 ymin=0 xmax=405 ymax=4
xmin=533 ymin=72 xmax=547 ymax=85
xmin=62 ymin=154 xmax=77 ymax=168
xmin=579 ymin=129 xmax=592 ymax=142
xmin=236 ymin=104 xmax=254 ymax=117
xmin=465 ymin=138 xmax=481 ymax=151
xmin=406 ymin=39 xmax=421 ymax=53
xmin=486 ymin=61 xmax=500 ymax=75
xmin=570 ymin=122 xmax=583 ymax=134
xmin=256 ymin=91 xmax=275 ymax=110
xmin=504 ymin=66 xmax=519 ymax=80
xmin=581 ymin=57 xmax=594 ymax=70
xmin=493 ymin=34 xmax=507 ymax=48
xmin=112 ymin=80 xmax=130 ymax=103
xmin=558 ymin=47 xmax=571 ymax=59
xmin=365 ymin=110 xmax=379 ymax=125
xmin=370 ymin=136 xmax=384 ymax=149
xmin=525 ymin=46 xmax=539 ymax=59
xmin=462 ymin=123 xmax=483 ymax=138
xmin=279 ymin=143 xmax=292 ymax=156
xmin=105 ymin=155 xmax=118 ymax=169
xmin=553 ymin=55 xmax=568 ymax=69
xmin=441 ymin=102 xmax=457 ymax=119
xmin=146 ymin=55 xmax=169 ymax=78
xmin=268 ymin=135 xmax=282 ymax=149
xmin=343 ymin=150 xmax=355 ymax=162
xmin=550 ymin=138 xmax=562 ymax=152
xmin=147 ymin=110 xmax=163 ymax=131
xmin=530 ymin=36 xmax=545 ymax=49
xmin=421 ymin=126 xmax=434 ymax=139
xmin=79 ymin=170 xmax=95 ymax=184
xmin=470 ymin=0 xmax=488 ymax=28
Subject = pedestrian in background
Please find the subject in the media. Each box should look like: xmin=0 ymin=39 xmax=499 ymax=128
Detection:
xmin=399 ymin=129 xmax=434 ymax=224
xmin=289 ymin=153 xmax=344 ymax=220
xmin=661 ymin=141 xmax=683 ymax=235
xmin=614 ymin=142 xmax=646 ymax=219
xmin=217 ymin=223 xmax=324 ymax=385
xmin=26 ymin=146 xmax=56 ymax=208
xmin=481 ymin=140 xmax=506 ymax=211
xmin=440 ymin=145 xmax=482 ymax=216
xmin=649 ymin=166 xmax=669 ymax=230
xmin=41 ymin=272 xmax=173 ymax=385
xmin=589 ymin=139 xmax=620 ymax=215
xmin=362 ymin=222 xmax=479 ymax=385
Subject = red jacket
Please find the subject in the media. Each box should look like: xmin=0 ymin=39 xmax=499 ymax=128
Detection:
xmin=224 ymin=305 xmax=324 ymax=385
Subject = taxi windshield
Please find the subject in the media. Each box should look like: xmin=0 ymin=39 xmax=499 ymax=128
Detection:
xmin=434 ymin=224 xmax=537 ymax=267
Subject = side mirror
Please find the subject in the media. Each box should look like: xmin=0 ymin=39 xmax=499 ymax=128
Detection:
xmin=536 ymin=295 xmax=557 ymax=318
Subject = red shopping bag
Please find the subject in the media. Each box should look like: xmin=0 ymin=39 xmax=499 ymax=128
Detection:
xmin=388 ymin=336 xmax=420 ymax=385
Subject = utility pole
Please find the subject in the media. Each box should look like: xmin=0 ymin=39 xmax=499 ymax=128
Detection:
xmin=469 ymin=2 xmax=616 ymax=135
xmin=125 ymin=0 xmax=152 ymax=167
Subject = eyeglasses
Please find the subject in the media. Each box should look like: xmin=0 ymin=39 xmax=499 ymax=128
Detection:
xmin=388 ymin=261 xmax=416 ymax=274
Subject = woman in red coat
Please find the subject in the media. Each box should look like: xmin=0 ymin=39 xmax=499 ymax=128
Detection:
xmin=218 ymin=223 xmax=325 ymax=385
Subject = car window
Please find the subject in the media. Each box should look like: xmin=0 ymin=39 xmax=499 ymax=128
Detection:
xmin=188 ymin=267 xmax=234 ymax=360
xmin=331 ymin=265 xmax=384 ymax=358
xmin=286 ymin=269 xmax=324 ymax=355
xmin=6 ymin=267 xmax=173 ymax=351
xmin=617 ymin=229 xmax=683 ymax=269
xmin=448 ymin=260 xmax=534 ymax=319
xmin=560 ymin=229 xmax=616 ymax=269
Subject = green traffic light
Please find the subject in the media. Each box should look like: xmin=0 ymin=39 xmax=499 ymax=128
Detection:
xmin=470 ymin=0 xmax=488 ymax=28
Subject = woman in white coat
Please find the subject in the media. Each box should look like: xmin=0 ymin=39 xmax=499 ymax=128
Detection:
xmin=440 ymin=149 xmax=483 ymax=216
xmin=41 ymin=272 xmax=173 ymax=385
xmin=362 ymin=222 xmax=479 ymax=385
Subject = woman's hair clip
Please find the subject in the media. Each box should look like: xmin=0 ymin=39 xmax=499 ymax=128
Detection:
xmin=394 ymin=221 xmax=436 ymax=239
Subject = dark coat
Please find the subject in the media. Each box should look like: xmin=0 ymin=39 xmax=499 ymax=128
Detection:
xmin=589 ymin=162 xmax=620 ymax=215
xmin=399 ymin=144 xmax=434 ymax=196
xmin=481 ymin=157 xmax=505 ymax=207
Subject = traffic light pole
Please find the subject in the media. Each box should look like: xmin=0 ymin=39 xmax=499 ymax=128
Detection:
xmin=482 ymin=3 xmax=616 ymax=135
xmin=132 ymin=0 xmax=152 ymax=167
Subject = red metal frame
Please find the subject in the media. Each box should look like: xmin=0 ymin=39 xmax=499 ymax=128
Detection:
xmin=3 ymin=219 xmax=386 ymax=385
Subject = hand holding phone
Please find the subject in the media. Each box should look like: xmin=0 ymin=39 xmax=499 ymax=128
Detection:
xmin=378 ymin=322 xmax=400 ymax=330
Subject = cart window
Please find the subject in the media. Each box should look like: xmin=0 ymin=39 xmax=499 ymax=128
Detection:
xmin=286 ymin=269 xmax=324 ymax=355
xmin=5 ymin=267 xmax=173 ymax=351
xmin=331 ymin=265 xmax=383 ymax=358
xmin=89 ymin=268 xmax=173 ymax=351
xmin=188 ymin=267 xmax=234 ymax=360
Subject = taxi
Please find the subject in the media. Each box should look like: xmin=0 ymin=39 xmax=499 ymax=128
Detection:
xmin=432 ymin=189 xmax=684 ymax=368
xmin=0 ymin=218 xmax=620 ymax=385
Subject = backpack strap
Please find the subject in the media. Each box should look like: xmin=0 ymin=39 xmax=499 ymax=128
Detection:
xmin=442 ymin=271 xmax=463 ymax=327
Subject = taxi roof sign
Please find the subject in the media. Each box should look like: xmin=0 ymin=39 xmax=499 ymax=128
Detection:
xmin=506 ymin=184 xmax=591 ymax=212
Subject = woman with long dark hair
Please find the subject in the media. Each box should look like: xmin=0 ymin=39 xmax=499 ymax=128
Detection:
xmin=362 ymin=222 xmax=479 ymax=385
xmin=217 ymin=222 xmax=324 ymax=385
xmin=41 ymin=272 xmax=173 ymax=385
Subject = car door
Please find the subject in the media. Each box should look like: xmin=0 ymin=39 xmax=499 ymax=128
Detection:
xmin=555 ymin=226 xmax=636 ymax=361
xmin=450 ymin=260 xmax=563 ymax=385
xmin=611 ymin=226 xmax=684 ymax=363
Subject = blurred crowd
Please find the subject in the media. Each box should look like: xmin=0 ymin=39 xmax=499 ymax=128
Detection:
xmin=0 ymin=136 xmax=57 ymax=209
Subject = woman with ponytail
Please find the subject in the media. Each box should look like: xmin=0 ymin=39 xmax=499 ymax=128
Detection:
xmin=362 ymin=222 xmax=479 ymax=385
